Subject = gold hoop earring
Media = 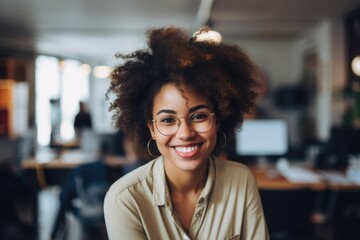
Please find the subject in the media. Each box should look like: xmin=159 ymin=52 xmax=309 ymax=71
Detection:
xmin=218 ymin=131 xmax=227 ymax=149
xmin=147 ymin=138 xmax=159 ymax=158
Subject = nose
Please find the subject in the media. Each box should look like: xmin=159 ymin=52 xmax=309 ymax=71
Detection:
xmin=176 ymin=118 xmax=195 ymax=139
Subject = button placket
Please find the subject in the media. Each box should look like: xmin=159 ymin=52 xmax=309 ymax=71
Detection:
xmin=183 ymin=233 xmax=190 ymax=240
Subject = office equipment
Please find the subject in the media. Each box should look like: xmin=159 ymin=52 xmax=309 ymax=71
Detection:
xmin=316 ymin=127 xmax=360 ymax=169
xmin=280 ymin=166 xmax=322 ymax=183
xmin=329 ymin=127 xmax=360 ymax=155
xmin=318 ymin=170 xmax=353 ymax=185
xmin=235 ymin=119 xmax=288 ymax=162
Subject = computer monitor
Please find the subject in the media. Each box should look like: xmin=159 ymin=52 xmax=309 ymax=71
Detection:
xmin=235 ymin=119 xmax=288 ymax=160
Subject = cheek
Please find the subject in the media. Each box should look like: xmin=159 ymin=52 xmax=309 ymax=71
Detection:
xmin=154 ymin=134 xmax=170 ymax=147
xmin=201 ymin=128 xmax=218 ymax=146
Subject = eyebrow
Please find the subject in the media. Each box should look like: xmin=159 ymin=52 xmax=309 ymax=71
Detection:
xmin=155 ymin=104 xmax=210 ymax=116
xmin=189 ymin=104 xmax=210 ymax=113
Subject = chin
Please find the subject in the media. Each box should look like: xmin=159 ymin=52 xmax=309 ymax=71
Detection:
xmin=173 ymin=155 xmax=209 ymax=172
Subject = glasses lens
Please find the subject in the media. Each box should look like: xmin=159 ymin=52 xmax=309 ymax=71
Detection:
xmin=155 ymin=115 xmax=178 ymax=136
xmin=188 ymin=112 xmax=213 ymax=133
xmin=154 ymin=112 xmax=214 ymax=136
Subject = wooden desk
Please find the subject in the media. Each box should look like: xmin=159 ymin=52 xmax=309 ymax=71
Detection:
xmin=251 ymin=165 xmax=360 ymax=239
xmin=21 ymin=151 xmax=131 ymax=189
xmin=21 ymin=155 xmax=129 ymax=169
xmin=251 ymin=167 xmax=327 ymax=191
xmin=317 ymin=170 xmax=360 ymax=191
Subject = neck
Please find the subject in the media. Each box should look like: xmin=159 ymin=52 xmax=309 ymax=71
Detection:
xmin=165 ymin=162 xmax=208 ymax=195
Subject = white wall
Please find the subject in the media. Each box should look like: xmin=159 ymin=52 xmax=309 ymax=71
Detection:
xmin=293 ymin=18 xmax=347 ymax=141
xmin=90 ymin=77 xmax=117 ymax=133
xmin=235 ymin=39 xmax=299 ymax=90
xmin=231 ymin=17 xmax=347 ymax=144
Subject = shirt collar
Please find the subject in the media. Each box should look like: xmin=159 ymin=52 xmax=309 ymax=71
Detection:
xmin=153 ymin=156 xmax=166 ymax=206
xmin=200 ymin=156 xmax=215 ymax=202
xmin=152 ymin=156 xmax=216 ymax=206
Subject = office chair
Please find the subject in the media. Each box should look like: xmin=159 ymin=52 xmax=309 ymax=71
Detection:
xmin=73 ymin=173 xmax=108 ymax=240
xmin=260 ymin=188 xmax=316 ymax=240
xmin=51 ymin=161 xmax=110 ymax=240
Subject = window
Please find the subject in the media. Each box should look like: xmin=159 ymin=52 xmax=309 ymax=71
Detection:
xmin=35 ymin=56 xmax=90 ymax=146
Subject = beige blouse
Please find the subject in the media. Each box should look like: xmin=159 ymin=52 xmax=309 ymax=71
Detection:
xmin=104 ymin=156 xmax=269 ymax=240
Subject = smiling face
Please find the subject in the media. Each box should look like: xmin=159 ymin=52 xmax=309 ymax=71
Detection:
xmin=148 ymin=83 xmax=218 ymax=174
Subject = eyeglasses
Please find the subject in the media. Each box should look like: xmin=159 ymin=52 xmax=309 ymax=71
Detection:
xmin=151 ymin=112 xmax=215 ymax=136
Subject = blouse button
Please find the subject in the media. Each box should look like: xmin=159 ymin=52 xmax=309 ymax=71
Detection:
xmin=183 ymin=233 xmax=190 ymax=240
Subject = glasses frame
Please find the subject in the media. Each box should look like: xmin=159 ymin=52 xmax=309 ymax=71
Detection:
xmin=151 ymin=112 xmax=215 ymax=136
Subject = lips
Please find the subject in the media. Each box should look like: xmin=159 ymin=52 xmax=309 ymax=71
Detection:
xmin=173 ymin=144 xmax=202 ymax=157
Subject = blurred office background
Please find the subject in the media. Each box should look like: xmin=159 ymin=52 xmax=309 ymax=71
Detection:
xmin=1 ymin=0 xmax=360 ymax=239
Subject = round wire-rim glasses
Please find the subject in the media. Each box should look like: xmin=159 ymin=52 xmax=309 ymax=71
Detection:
xmin=151 ymin=112 xmax=215 ymax=136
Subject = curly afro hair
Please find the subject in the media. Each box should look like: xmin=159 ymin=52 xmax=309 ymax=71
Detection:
xmin=107 ymin=26 xmax=259 ymax=152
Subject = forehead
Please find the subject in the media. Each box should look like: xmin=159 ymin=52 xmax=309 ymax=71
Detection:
xmin=152 ymin=83 xmax=212 ymax=113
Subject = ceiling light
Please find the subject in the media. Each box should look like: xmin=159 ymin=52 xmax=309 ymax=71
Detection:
xmin=93 ymin=65 xmax=112 ymax=79
xmin=80 ymin=64 xmax=92 ymax=76
xmin=351 ymin=55 xmax=360 ymax=77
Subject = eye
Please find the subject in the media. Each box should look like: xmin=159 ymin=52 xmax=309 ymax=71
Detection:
xmin=189 ymin=112 xmax=208 ymax=122
xmin=158 ymin=116 xmax=177 ymax=125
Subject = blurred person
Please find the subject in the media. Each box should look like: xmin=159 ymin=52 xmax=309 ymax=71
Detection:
xmin=74 ymin=101 xmax=93 ymax=137
xmin=104 ymin=27 xmax=269 ymax=239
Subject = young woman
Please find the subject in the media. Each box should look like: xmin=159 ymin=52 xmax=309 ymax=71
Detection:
xmin=104 ymin=27 xmax=269 ymax=240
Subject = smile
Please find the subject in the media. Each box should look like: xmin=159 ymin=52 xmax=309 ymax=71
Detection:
xmin=174 ymin=144 xmax=200 ymax=153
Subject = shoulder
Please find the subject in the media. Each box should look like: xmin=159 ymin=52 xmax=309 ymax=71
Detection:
xmin=214 ymin=157 xmax=252 ymax=175
xmin=106 ymin=159 xmax=156 ymax=200
xmin=213 ymin=157 xmax=256 ymax=184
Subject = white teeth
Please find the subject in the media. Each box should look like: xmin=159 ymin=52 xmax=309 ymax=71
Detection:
xmin=175 ymin=145 xmax=198 ymax=153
